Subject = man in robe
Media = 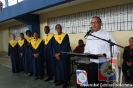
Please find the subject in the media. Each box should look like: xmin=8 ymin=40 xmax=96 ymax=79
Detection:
xmin=43 ymin=26 xmax=56 ymax=82
xmin=53 ymin=24 xmax=71 ymax=88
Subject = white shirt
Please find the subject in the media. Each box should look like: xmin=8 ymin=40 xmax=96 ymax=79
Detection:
xmin=84 ymin=29 xmax=119 ymax=63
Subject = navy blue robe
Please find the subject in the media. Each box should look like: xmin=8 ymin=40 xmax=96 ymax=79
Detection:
xmin=44 ymin=36 xmax=55 ymax=77
xmin=8 ymin=41 xmax=20 ymax=73
xmin=53 ymin=34 xmax=71 ymax=81
xmin=18 ymin=39 xmax=26 ymax=72
xmin=31 ymin=40 xmax=44 ymax=77
xmin=25 ymin=39 xmax=33 ymax=73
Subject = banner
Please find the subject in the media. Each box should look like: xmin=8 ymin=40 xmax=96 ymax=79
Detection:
xmin=76 ymin=70 xmax=88 ymax=85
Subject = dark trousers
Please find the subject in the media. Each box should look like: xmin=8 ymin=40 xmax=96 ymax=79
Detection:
xmin=122 ymin=62 xmax=133 ymax=82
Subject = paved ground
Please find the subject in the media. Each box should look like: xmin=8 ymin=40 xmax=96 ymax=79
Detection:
xmin=0 ymin=51 xmax=76 ymax=88
xmin=0 ymin=51 xmax=132 ymax=88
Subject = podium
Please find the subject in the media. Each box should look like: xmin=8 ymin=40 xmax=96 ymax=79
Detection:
xmin=62 ymin=52 xmax=99 ymax=88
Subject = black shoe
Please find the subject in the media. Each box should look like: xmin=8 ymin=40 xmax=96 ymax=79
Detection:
xmin=28 ymin=73 xmax=33 ymax=77
xmin=34 ymin=77 xmax=39 ymax=80
xmin=39 ymin=76 xmax=43 ymax=80
xmin=54 ymin=79 xmax=58 ymax=83
xmin=55 ymin=81 xmax=63 ymax=86
xmin=129 ymin=79 xmax=133 ymax=84
xmin=125 ymin=81 xmax=130 ymax=84
xmin=62 ymin=84 xmax=69 ymax=88
xmin=45 ymin=77 xmax=53 ymax=82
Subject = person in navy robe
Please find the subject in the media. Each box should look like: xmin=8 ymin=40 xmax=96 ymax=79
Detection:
xmin=53 ymin=24 xmax=71 ymax=88
xmin=25 ymin=30 xmax=34 ymax=76
xmin=31 ymin=31 xmax=44 ymax=79
xmin=8 ymin=34 xmax=20 ymax=73
xmin=43 ymin=26 xmax=56 ymax=82
xmin=18 ymin=33 xmax=26 ymax=73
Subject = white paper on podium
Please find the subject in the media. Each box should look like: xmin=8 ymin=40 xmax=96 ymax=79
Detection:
xmin=90 ymin=57 xmax=107 ymax=63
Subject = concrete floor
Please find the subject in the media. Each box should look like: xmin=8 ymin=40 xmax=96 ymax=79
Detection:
xmin=0 ymin=51 xmax=132 ymax=88
xmin=0 ymin=51 xmax=76 ymax=88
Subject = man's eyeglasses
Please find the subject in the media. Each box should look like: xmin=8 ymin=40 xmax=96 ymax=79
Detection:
xmin=90 ymin=21 xmax=101 ymax=25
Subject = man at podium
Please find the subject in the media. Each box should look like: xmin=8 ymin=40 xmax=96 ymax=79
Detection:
xmin=84 ymin=16 xmax=119 ymax=88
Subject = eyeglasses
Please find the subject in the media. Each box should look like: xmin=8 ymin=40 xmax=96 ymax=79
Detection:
xmin=90 ymin=21 xmax=101 ymax=25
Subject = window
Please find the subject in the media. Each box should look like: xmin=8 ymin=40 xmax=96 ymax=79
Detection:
xmin=9 ymin=24 xmax=28 ymax=39
xmin=8 ymin=0 xmax=17 ymax=6
xmin=49 ymin=3 xmax=133 ymax=34
xmin=18 ymin=0 xmax=23 ymax=3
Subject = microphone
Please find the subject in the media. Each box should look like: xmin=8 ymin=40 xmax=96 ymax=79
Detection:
xmin=84 ymin=27 xmax=93 ymax=38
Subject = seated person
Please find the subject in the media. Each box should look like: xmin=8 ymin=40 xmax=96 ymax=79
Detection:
xmin=122 ymin=37 xmax=133 ymax=84
xmin=73 ymin=39 xmax=85 ymax=53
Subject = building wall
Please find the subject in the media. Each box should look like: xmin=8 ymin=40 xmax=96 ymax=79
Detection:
xmin=0 ymin=0 xmax=133 ymax=64
xmin=40 ymin=0 xmax=133 ymax=47
xmin=0 ymin=21 xmax=23 ymax=52
xmin=0 ymin=30 xmax=2 ymax=51
xmin=40 ymin=0 xmax=133 ymax=65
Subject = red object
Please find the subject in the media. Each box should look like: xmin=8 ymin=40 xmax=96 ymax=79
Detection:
xmin=125 ymin=61 xmax=133 ymax=65
xmin=74 ymin=44 xmax=85 ymax=51
xmin=98 ymin=70 xmax=108 ymax=81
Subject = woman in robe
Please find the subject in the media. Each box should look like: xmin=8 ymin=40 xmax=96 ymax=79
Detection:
xmin=18 ymin=33 xmax=26 ymax=73
xmin=31 ymin=31 xmax=44 ymax=79
xmin=25 ymin=30 xmax=34 ymax=76
xmin=8 ymin=34 xmax=20 ymax=73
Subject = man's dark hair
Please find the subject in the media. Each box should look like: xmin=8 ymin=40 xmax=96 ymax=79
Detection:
xmin=55 ymin=24 xmax=62 ymax=29
xmin=129 ymin=37 xmax=133 ymax=40
xmin=34 ymin=31 xmax=39 ymax=34
xmin=79 ymin=39 xmax=84 ymax=43
xmin=45 ymin=26 xmax=50 ymax=29
xmin=92 ymin=16 xmax=102 ymax=23
xmin=26 ymin=30 xmax=31 ymax=35
xmin=20 ymin=33 xmax=24 ymax=36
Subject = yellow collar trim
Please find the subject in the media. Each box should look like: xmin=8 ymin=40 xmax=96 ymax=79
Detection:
xmin=25 ymin=36 xmax=34 ymax=43
xmin=31 ymin=39 xmax=42 ymax=49
xmin=54 ymin=33 xmax=66 ymax=44
xmin=18 ymin=39 xmax=24 ymax=47
xmin=9 ymin=40 xmax=18 ymax=47
xmin=44 ymin=33 xmax=54 ymax=45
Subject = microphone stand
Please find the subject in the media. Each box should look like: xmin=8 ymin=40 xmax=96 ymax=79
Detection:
xmin=88 ymin=33 xmax=132 ymax=84
xmin=88 ymin=34 xmax=125 ymax=49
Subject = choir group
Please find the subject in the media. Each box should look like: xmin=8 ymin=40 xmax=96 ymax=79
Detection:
xmin=8 ymin=24 xmax=71 ymax=88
